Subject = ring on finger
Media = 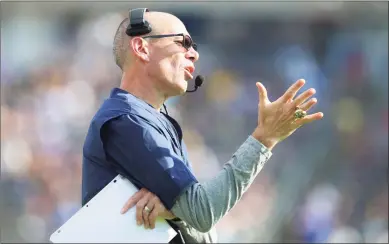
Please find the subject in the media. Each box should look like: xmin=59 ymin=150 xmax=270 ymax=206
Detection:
xmin=294 ymin=108 xmax=307 ymax=120
xmin=143 ymin=204 xmax=154 ymax=229
xmin=144 ymin=206 xmax=152 ymax=214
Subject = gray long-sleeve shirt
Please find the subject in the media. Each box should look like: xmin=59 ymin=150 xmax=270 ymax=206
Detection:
xmin=170 ymin=135 xmax=272 ymax=243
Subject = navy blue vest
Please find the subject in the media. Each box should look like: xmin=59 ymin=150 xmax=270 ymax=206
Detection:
xmin=81 ymin=88 xmax=192 ymax=243
xmin=81 ymin=88 xmax=193 ymax=205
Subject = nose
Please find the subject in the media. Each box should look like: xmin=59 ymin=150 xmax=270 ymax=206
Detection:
xmin=185 ymin=47 xmax=199 ymax=63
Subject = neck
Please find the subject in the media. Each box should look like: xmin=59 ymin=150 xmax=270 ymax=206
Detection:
xmin=119 ymin=67 xmax=166 ymax=112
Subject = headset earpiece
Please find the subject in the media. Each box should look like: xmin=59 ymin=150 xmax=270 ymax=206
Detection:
xmin=126 ymin=8 xmax=152 ymax=37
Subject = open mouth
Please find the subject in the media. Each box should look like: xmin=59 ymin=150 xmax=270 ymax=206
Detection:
xmin=184 ymin=66 xmax=195 ymax=74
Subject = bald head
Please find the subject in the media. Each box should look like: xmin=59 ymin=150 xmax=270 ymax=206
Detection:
xmin=112 ymin=11 xmax=188 ymax=70
xmin=144 ymin=12 xmax=187 ymax=35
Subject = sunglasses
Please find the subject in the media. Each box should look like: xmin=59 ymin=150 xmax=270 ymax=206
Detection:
xmin=142 ymin=33 xmax=197 ymax=51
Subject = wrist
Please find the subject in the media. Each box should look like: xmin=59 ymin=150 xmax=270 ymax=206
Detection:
xmin=251 ymin=129 xmax=277 ymax=151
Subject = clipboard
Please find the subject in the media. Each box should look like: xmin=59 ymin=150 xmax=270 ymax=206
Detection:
xmin=49 ymin=175 xmax=178 ymax=243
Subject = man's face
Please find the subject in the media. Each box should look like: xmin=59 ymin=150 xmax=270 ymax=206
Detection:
xmin=146 ymin=21 xmax=199 ymax=96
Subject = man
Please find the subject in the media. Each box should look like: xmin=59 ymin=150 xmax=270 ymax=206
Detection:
xmin=81 ymin=8 xmax=323 ymax=243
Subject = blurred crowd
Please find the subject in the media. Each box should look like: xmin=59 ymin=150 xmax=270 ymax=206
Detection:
xmin=1 ymin=2 xmax=388 ymax=243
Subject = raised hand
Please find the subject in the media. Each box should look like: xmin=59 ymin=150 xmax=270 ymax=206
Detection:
xmin=252 ymin=79 xmax=323 ymax=150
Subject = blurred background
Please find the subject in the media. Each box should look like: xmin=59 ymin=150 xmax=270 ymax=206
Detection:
xmin=1 ymin=1 xmax=388 ymax=243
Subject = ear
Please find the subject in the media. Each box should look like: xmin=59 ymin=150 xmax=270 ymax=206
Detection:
xmin=130 ymin=37 xmax=150 ymax=62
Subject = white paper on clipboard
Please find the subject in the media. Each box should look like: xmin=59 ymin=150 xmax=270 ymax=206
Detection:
xmin=49 ymin=175 xmax=177 ymax=243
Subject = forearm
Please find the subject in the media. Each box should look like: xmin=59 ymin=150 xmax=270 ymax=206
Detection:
xmin=171 ymin=135 xmax=272 ymax=233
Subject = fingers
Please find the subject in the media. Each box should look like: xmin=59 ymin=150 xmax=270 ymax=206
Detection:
xmin=136 ymin=192 xmax=152 ymax=226
xmin=143 ymin=199 xmax=156 ymax=229
xmin=293 ymin=88 xmax=316 ymax=107
xmin=299 ymin=98 xmax=317 ymax=112
xmin=123 ymin=188 xmax=167 ymax=230
xmin=295 ymin=112 xmax=324 ymax=126
xmin=148 ymin=208 xmax=160 ymax=229
xmin=147 ymin=197 xmax=161 ymax=229
xmin=256 ymin=82 xmax=269 ymax=107
xmin=280 ymin=79 xmax=305 ymax=103
xmin=121 ymin=188 xmax=147 ymax=214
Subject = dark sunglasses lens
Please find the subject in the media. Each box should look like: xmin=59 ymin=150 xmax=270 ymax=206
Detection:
xmin=184 ymin=35 xmax=197 ymax=51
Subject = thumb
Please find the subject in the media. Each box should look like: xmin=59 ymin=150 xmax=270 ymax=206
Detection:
xmin=256 ymin=82 xmax=269 ymax=106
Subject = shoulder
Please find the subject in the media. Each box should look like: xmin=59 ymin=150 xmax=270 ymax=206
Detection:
xmin=103 ymin=113 xmax=168 ymax=147
xmin=105 ymin=113 xmax=163 ymax=133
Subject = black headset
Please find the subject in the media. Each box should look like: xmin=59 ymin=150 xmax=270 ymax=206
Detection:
xmin=125 ymin=8 xmax=152 ymax=36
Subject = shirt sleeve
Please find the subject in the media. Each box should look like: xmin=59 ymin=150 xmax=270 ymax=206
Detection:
xmin=101 ymin=114 xmax=198 ymax=210
xmin=170 ymin=135 xmax=272 ymax=233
